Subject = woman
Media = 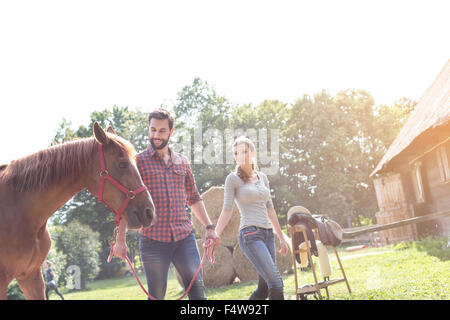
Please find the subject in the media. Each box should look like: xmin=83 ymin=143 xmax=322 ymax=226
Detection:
xmin=215 ymin=136 xmax=289 ymax=300
xmin=43 ymin=261 xmax=64 ymax=300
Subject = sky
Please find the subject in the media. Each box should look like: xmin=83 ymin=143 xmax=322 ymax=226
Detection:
xmin=0 ymin=0 xmax=449 ymax=165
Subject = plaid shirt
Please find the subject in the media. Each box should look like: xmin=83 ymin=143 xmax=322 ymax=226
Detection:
xmin=137 ymin=144 xmax=202 ymax=242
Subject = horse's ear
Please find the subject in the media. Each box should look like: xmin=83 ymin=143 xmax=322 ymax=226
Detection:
xmin=106 ymin=125 xmax=116 ymax=135
xmin=93 ymin=122 xmax=109 ymax=144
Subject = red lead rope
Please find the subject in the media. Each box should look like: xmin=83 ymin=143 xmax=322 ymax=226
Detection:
xmin=107 ymin=238 xmax=215 ymax=300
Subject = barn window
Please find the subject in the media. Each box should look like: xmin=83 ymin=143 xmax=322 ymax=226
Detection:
xmin=436 ymin=145 xmax=450 ymax=182
xmin=412 ymin=161 xmax=425 ymax=203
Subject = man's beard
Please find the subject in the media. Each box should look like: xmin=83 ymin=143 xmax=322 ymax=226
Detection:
xmin=150 ymin=137 xmax=169 ymax=150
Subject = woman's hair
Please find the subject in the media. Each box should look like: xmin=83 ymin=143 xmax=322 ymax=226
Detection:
xmin=233 ymin=136 xmax=258 ymax=183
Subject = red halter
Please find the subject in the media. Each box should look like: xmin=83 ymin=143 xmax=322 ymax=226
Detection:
xmin=97 ymin=143 xmax=148 ymax=227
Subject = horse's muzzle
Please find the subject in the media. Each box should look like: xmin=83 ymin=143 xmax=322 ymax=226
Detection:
xmin=127 ymin=205 xmax=155 ymax=229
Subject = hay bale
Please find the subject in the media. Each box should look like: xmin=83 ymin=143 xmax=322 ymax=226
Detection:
xmin=197 ymin=239 xmax=236 ymax=287
xmin=175 ymin=239 xmax=236 ymax=288
xmin=233 ymin=232 xmax=294 ymax=282
xmin=232 ymin=243 xmax=258 ymax=282
xmin=274 ymin=232 xmax=294 ymax=276
xmin=192 ymin=186 xmax=240 ymax=247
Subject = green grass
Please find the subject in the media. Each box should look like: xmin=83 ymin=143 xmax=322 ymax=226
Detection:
xmin=56 ymin=239 xmax=450 ymax=300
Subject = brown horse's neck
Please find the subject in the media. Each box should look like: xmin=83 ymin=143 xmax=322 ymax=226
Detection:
xmin=10 ymin=139 xmax=99 ymax=233
xmin=25 ymin=174 xmax=88 ymax=231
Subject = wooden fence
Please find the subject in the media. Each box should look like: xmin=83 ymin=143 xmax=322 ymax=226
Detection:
xmin=343 ymin=209 xmax=450 ymax=239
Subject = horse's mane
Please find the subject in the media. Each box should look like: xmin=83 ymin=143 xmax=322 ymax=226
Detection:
xmin=0 ymin=134 xmax=136 ymax=192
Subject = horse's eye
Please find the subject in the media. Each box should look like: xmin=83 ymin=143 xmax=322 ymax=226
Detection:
xmin=119 ymin=162 xmax=128 ymax=169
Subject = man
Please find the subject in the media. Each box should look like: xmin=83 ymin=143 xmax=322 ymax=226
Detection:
xmin=113 ymin=108 xmax=219 ymax=300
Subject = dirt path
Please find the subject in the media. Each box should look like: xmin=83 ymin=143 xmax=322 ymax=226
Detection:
xmin=332 ymin=250 xmax=394 ymax=261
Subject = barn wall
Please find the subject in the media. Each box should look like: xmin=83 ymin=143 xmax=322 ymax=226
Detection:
xmin=422 ymin=140 xmax=450 ymax=235
xmin=398 ymin=165 xmax=434 ymax=236
xmin=373 ymin=173 xmax=415 ymax=244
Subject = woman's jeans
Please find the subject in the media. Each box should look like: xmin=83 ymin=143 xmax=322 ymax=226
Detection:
xmin=139 ymin=232 xmax=206 ymax=300
xmin=238 ymin=226 xmax=284 ymax=300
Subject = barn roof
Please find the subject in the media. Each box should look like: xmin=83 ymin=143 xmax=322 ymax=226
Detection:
xmin=371 ymin=59 xmax=450 ymax=176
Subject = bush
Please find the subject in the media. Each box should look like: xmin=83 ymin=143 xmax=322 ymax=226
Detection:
xmin=394 ymin=241 xmax=413 ymax=251
xmin=395 ymin=236 xmax=450 ymax=260
xmin=7 ymin=280 xmax=25 ymax=300
xmin=415 ymin=236 xmax=450 ymax=261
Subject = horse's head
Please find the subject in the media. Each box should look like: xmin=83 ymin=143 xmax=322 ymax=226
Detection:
xmin=89 ymin=122 xmax=155 ymax=230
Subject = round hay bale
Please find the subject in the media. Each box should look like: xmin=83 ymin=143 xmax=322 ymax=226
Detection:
xmin=232 ymin=243 xmax=258 ymax=282
xmin=192 ymin=186 xmax=240 ymax=247
xmin=197 ymin=239 xmax=236 ymax=288
xmin=274 ymin=232 xmax=294 ymax=276
xmin=233 ymin=232 xmax=294 ymax=282
xmin=174 ymin=239 xmax=236 ymax=288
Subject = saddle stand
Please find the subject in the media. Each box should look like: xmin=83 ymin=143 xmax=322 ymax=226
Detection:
xmin=287 ymin=225 xmax=352 ymax=300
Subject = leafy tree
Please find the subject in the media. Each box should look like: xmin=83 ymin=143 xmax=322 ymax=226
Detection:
xmin=281 ymin=90 xmax=415 ymax=227
xmin=230 ymin=100 xmax=289 ymax=223
xmin=55 ymin=220 xmax=101 ymax=289
xmin=43 ymin=225 xmax=68 ymax=287
xmin=172 ymin=77 xmax=235 ymax=193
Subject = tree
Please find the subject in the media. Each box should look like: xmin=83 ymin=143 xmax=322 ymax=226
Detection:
xmin=44 ymin=223 xmax=68 ymax=287
xmin=230 ymin=100 xmax=289 ymax=223
xmin=172 ymin=77 xmax=235 ymax=193
xmin=55 ymin=220 xmax=101 ymax=290
xmin=280 ymin=89 xmax=415 ymax=227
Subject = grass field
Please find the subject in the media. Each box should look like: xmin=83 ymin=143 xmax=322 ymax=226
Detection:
xmin=54 ymin=238 xmax=450 ymax=300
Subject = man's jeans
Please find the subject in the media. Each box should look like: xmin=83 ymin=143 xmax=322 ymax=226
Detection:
xmin=238 ymin=226 xmax=284 ymax=299
xmin=139 ymin=232 xmax=206 ymax=300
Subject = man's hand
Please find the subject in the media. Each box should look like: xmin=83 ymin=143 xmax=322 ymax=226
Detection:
xmin=205 ymin=229 xmax=220 ymax=249
xmin=112 ymin=240 xmax=128 ymax=260
xmin=112 ymin=220 xmax=129 ymax=261
xmin=190 ymin=200 xmax=221 ymax=248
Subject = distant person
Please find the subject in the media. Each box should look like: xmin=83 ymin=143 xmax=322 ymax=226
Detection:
xmin=44 ymin=261 xmax=64 ymax=300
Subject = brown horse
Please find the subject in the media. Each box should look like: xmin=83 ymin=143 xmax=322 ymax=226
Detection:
xmin=0 ymin=122 xmax=155 ymax=299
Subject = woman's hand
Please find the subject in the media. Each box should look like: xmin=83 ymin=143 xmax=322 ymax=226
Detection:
xmin=279 ymin=239 xmax=289 ymax=256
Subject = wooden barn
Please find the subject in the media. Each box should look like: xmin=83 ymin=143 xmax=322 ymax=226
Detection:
xmin=370 ymin=60 xmax=450 ymax=245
